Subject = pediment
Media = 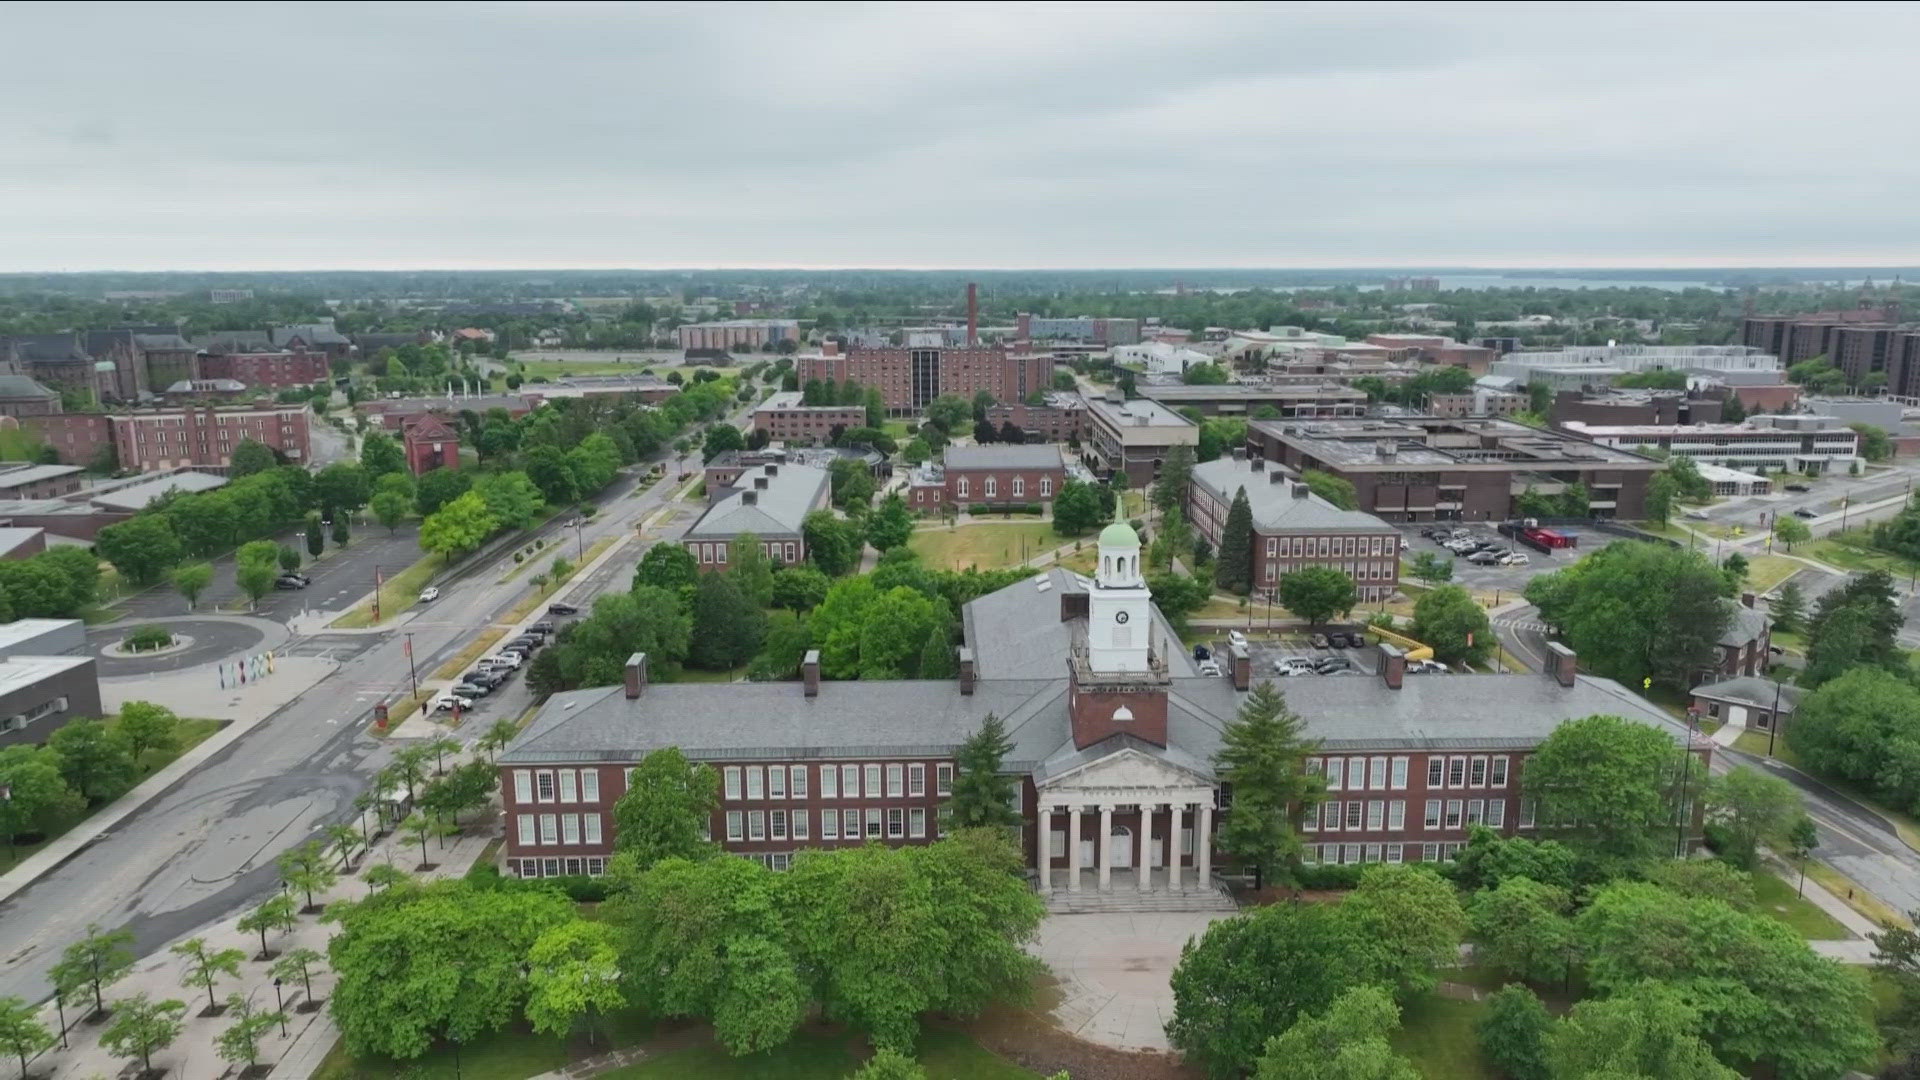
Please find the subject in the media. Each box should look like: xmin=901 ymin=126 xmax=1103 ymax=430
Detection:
xmin=1039 ymin=745 xmax=1213 ymax=793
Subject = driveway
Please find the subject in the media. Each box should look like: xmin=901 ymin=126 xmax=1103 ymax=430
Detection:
xmin=1032 ymin=911 xmax=1228 ymax=1052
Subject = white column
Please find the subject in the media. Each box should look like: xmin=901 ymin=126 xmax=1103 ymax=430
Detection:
xmin=1169 ymin=803 xmax=1186 ymax=891
xmin=1097 ymin=804 xmax=1114 ymax=892
xmin=1036 ymin=805 xmax=1052 ymax=892
xmin=1138 ymin=802 xmax=1156 ymax=892
xmin=1067 ymin=805 xmax=1082 ymax=893
xmin=1197 ymin=800 xmax=1213 ymax=886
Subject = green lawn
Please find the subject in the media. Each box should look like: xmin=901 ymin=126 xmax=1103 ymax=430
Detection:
xmin=602 ymin=1029 xmax=1038 ymax=1080
xmin=516 ymin=358 xmax=656 ymax=379
xmin=909 ymin=521 xmax=1061 ymax=571
xmin=1802 ymin=533 xmax=1919 ymax=578
xmin=0 ymin=716 xmax=222 ymax=873
xmin=882 ymin=419 xmax=915 ymax=442
xmin=312 ymin=1012 xmax=657 ymax=1080
xmin=1390 ymin=993 xmax=1491 ymax=1080
xmin=1754 ymin=867 xmax=1851 ymax=940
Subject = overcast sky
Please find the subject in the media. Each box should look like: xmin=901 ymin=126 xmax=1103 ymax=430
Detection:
xmin=5 ymin=2 xmax=1919 ymax=272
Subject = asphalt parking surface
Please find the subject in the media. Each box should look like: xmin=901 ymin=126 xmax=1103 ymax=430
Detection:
xmin=1397 ymin=524 xmax=1578 ymax=595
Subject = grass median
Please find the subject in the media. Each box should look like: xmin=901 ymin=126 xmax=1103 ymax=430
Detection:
xmin=331 ymin=551 xmax=442 ymax=629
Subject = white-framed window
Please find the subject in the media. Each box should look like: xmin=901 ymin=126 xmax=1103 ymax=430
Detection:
xmin=886 ymin=763 xmax=904 ymax=797
xmin=865 ymin=764 xmax=882 ymax=798
xmin=1345 ymin=801 xmax=1362 ymax=830
xmin=559 ymin=770 xmax=578 ymax=803
xmin=1470 ymin=756 xmax=1488 ymax=788
xmin=724 ymin=767 xmax=742 ymax=800
xmin=536 ymin=771 xmax=555 ymax=802
xmin=791 ymin=765 xmax=808 ymax=799
xmin=821 ymin=765 xmax=838 ymax=798
xmin=1487 ymin=800 xmax=1506 ymax=828
xmin=584 ymin=814 xmax=603 ymax=844
xmin=1520 ymin=798 xmax=1537 ymax=828
xmin=517 ymin=814 xmax=535 ymax=845
xmin=1325 ymin=758 xmax=1344 ymax=791
xmin=1444 ymin=800 xmax=1462 ymax=829
xmin=794 ymin=809 xmax=810 ymax=839
xmin=957 ymin=477 xmax=969 ymax=498
xmin=770 ymin=767 xmax=786 ymax=799
xmin=843 ymin=764 xmax=862 ymax=797
xmin=908 ymin=763 xmax=925 ymax=796
xmin=937 ymin=805 xmax=953 ymax=837
xmin=1040 ymin=477 xmax=1052 ymax=497
xmin=746 ymin=767 xmax=765 ymax=800
xmin=562 ymin=814 xmax=581 ymax=844
xmin=1422 ymin=842 xmax=1439 ymax=862
xmin=1369 ymin=757 xmax=1388 ymax=790
xmin=539 ymin=814 xmax=558 ymax=844
xmin=1347 ymin=756 xmax=1366 ymax=791
xmin=514 ymin=771 xmax=533 ymax=804
xmin=865 ymin=808 xmax=883 ymax=837
xmin=1491 ymin=756 xmax=1509 ymax=788
xmin=1366 ymin=800 xmax=1384 ymax=830
xmin=1389 ymin=757 xmax=1408 ymax=789
xmin=1388 ymin=800 xmax=1405 ymax=831
xmin=1322 ymin=801 xmax=1341 ymax=830
xmin=1364 ymin=843 xmax=1381 ymax=863
xmin=1302 ymin=807 xmax=1318 ymax=832
xmin=936 ymin=763 xmax=954 ymax=795
xmin=823 ymin=811 xmax=839 ymax=839
xmin=1386 ymin=843 xmax=1403 ymax=863
xmin=1266 ymin=537 xmax=1278 ymax=556
xmin=1012 ymin=477 xmax=1025 ymax=497
xmin=1426 ymin=758 xmax=1443 ymax=787
xmin=586 ymin=857 xmax=606 ymax=876
xmin=887 ymin=808 xmax=905 ymax=838
xmin=984 ymin=477 xmax=997 ymax=498
xmin=906 ymin=806 xmax=928 ymax=839
xmin=1343 ymin=843 xmax=1362 ymax=864
xmin=581 ymin=770 xmax=600 ymax=802
xmin=1447 ymin=756 xmax=1466 ymax=787
xmin=771 ymin=810 xmax=788 ymax=840
xmin=1466 ymin=800 xmax=1485 ymax=826
xmin=844 ymin=809 xmax=860 ymax=838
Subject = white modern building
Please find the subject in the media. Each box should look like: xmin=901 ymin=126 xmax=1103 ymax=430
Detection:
xmin=1113 ymin=341 xmax=1214 ymax=376
xmin=1560 ymin=415 xmax=1860 ymax=474
xmin=1492 ymin=345 xmax=1786 ymax=391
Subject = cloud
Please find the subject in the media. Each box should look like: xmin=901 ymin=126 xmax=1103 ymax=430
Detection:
xmin=3 ymin=1 xmax=1918 ymax=270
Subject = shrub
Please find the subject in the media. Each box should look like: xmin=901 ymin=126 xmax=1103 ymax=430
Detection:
xmin=1294 ymin=862 xmax=1365 ymax=890
xmin=123 ymin=625 xmax=173 ymax=652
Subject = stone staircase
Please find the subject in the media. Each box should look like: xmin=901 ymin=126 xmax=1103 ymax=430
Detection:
xmin=1042 ymin=877 xmax=1240 ymax=915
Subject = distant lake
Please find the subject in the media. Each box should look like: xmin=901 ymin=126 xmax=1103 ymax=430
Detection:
xmin=1360 ymin=275 xmax=1720 ymax=292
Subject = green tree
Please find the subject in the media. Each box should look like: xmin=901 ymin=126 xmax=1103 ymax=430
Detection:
xmin=1787 ymin=667 xmax=1920 ymax=808
xmin=1478 ymin=985 xmax=1551 ymax=1080
xmin=924 ymin=394 xmax=972 ymax=433
xmin=916 ymin=626 xmax=955 ymax=678
xmin=1548 ymin=983 xmax=1737 ymax=1080
xmin=1773 ymin=513 xmax=1811 ymax=551
xmin=1802 ymin=570 xmax=1903 ymax=687
xmin=852 ymin=1048 xmax=927 ymax=1080
xmin=1252 ymin=984 xmax=1420 ymax=1080
xmin=216 ymin=992 xmax=286 ymax=1074
xmin=51 ymin=923 xmax=135 ymax=1019
xmin=1407 ymin=551 xmax=1453 ymax=585
xmin=803 ymin=510 xmax=860 ymax=576
xmin=1151 ymin=505 xmax=1195 ymax=572
xmin=702 ymin=423 xmax=745 ymax=462
xmin=1525 ymin=714 xmax=1701 ymax=869
xmin=523 ymin=444 xmax=579 ymax=505
xmin=171 ymin=936 xmax=245 ymax=1014
xmin=1704 ymin=765 xmax=1802 ymax=870
xmin=525 ymin=920 xmax=626 ymax=1047
xmin=277 ymin=840 xmax=338 ymax=912
xmin=865 ymin=495 xmax=915 ymax=552
xmin=1450 ymin=827 xmax=1577 ymax=891
xmin=612 ymin=747 xmax=720 ymax=870
xmin=1644 ymin=470 xmax=1678 ymax=525
xmin=419 ymin=490 xmax=496 ymax=562
xmin=1853 ymin=422 xmax=1893 ymax=461
xmin=473 ymin=470 xmax=542 ymax=529
xmin=901 ymin=437 xmax=932 ymax=465
xmin=1300 ymin=469 xmax=1359 ymax=511
xmin=1408 ymin=584 xmax=1490 ymax=666
xmin=237 ymin=892 xmax=298 ymax=960
xmin=1214 ymin=487 xmax=1254 ymax=593
xmin=1277 ymin=566 xmax=1356 ymax=628
xmin=1152 ymin=444 xmax=1197 ymax=518
xmin=278 ymin=544 xmax=303 ymax=573
xmin=770 ymin=565 xmax=831 ymax=610
xmin=99 ymin=994 xmax=186 ymax=1076
xmin=272 ymin=946 xmax=325 ymax=1006
xmin=1213 ymin=682 xmax=1323 ymax=889
xmin=46 ymin=720 xmax=137 ymax=802
xmin=1469 ymin=876 xmax=1577 ymax=986
xmin=728 ymin=534 xmax=776 ymax=604
xmin=306 ymin=512 xmax=325 ymax=557
xmin=0 ymin=996 xmax=53 ymax=1080
xmin=415 ymin=467 xmax=472 ymax=516
xmin=1167 ymin=901 xmax=1376 ymax=1079
xmin=327 ymin=880 xmax=574 ymax=1060
xmin=688 ymin=572 xmax=766 ymax=671
xmin=229 ymin=438 xmax=279 ymax=477
xmin=1524 ymin=541 xmax=1732 ymax=690
xmin=477 ymin=717 xmax=520 ymax=762
xmin=950 ymin=713 xmax=1021 ymax=830
xmin=633 ymin=542 xmax=699 ymax=600
xmin=1342 ymin=865 xmax=1467 ymax=996
xmin=235 ymin=538 xmax=281 ymax=608
xmin=0 ymin=745 xmax=82 ymax=855
xmin=315 ymin=461 xmax=372 ymax=512
xmin=1771 ymin=578 xmax=1806 ymax=634
xmin=359 ymin=430 xmax=407 ymax=479
xmin=1050 ymin=478 xmax=1105 ymax=536
xmin=370 ymin=472 xmax=415 ymax=535
xmin=169 ymin=560 xmax=213 ymax=610
xmin=116 ymin=700 xmax=179 ymax=766
xmin=95 ymin=514 xmax=183 ymax=586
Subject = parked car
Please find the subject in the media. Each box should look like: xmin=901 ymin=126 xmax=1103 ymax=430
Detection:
xmin=1197 ymin=658 xmax=1223 ymax=678
xmin=1273 ymin=657 xmax=1315 ymax=676
xmin=451 ymin=681 xmax=491 ymax=698
xmin=487 ymin=652 xmax=523 ymax=669
xmin=506 ymin=635 xmax=543 ymax=652
xmin=546 ymin=602 xmax=579 ymax=616
xmin=1408 ymin=659 xmax=1450 ymax=674
xmin=273 ymin=575 xmax=307 ymax=590
xmin=1500 ymin=552 xmax=1530 ymax=566
xmin=466 ymin=668 xmax=506 ymax=688
xmin=1226 ymin=630 xmax=1249 ymax=652
xmin=1793 ymin=508 xmax=1817 ymax=519
xmin=1309 ymin=632 xmax=1330 ymax=649
xmin=1468 ymin=550 xmax=1501 ymax=565
xmin=419 ymin=586 xmax=441 ymax=603
xmin=1326 ymin=632 xmax=1348 ymax=649
xmin=1314 ymin=656 xmax=1355 ymax=674
xmin=432 ymin=692 xmax=472 ymax=712
xmin=280 ymin=572 xmax=311 ymax=586
xmin=529 ymin=621 xmax=557 ymax=636
xmin=1192 ymin=643 xmax=1212 ymax=662
xmin=1785 ymin=483 xmax=1811 ymax=493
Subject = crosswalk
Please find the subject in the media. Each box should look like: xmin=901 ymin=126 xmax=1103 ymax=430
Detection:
xmin=1497 ymin=618 xmax=1552 ymax=634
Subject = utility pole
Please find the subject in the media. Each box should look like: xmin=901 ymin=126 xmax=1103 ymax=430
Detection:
xmin=404 ymin=632 xmax=418 ymax=697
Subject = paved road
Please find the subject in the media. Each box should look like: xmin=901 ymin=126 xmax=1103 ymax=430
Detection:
xmin=114 ymin=524 xmax=423 ymax=622
xmin=1694 ymin=462 xmax=1920 ymax=532
xmin=0 ymin=427 xmax=726 ymax=1002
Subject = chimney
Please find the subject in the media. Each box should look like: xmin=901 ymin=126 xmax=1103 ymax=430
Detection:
xmin=623 ymin=652 xmax=648 ymax=699
xmin=1741 ymin=592 xmax=1756 ymax=609
xmin=1269 ymin=470 xmax=1286 ymax=484
xmin=1545 ymin=642 xmax=1578 ymax=687
xmin=1060 ymin=589 xmax=1089 ymax=623
xmin=802 ymin=649 xmax=821 ymax=697
xmin=966 ymin=283 xmax=979 ymax=346
xmin=742 ymin=490 xmax=757 ymax=505
xmin=1379 ymin=644 xmax=1405 ymax=690
xmin=1251 ymin=457 xmax=1264 ymax=472
xmin=754 ymin=476 xmax=769 ymax=490
xmin=1292 ymin=483 xmax=1310 ymax=499
xmin=765 ymin=464 xmax=778 ymax=476
xmin=1229 ymin=644 xmax=1251 ymax=691
xmin=823 ymin=339 xmax=840 ymax=357
xmin=1232 ymin=446 xmax=1247 ymax=461
xmin=958 ymin=646 xmax=976 ymax=694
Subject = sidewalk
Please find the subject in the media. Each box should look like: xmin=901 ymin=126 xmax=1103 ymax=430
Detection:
xmin=1779 ymin=852 xmax=1889 ymax=964
xmin=27 ymin=745 xmax=502 ymax=1079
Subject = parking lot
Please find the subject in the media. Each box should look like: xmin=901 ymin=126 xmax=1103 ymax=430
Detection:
xmin=1201 ymin=631 xmax=1381 ymax=680
xmin=1398 ymin=523 xmax=1577 ymax=596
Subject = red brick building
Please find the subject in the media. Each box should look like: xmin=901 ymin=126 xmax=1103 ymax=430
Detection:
xmin=906 ymin=444 xmax=1065 ymax=512
xmin=751 ymin=391 xmax=866 ymax=445
xmin=198 ymin=349 xmax=330 ymax=388
xmin=402 ymin=414 xmax=461 ymax=474
xmin=985 ymin=397 xmax=1086 ymax=443
xmin=796 ymin=339 xmax=1053 ymax=416
xmin=1187 ymin=453 xmax=1403 ymax=602
xmin=360 ymin=395 xmax=534 ymax=431
xmin=497 ymin=527 xmax=1708 ymax=885
xmin=682 ymin=462 xmax=832 ymax=570
xmin=27 ymin=404 xmax=311 ymax=472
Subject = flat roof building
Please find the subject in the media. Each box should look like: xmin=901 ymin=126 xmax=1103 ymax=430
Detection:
xmin=1082 ymin=395 xmax=1198 ymax=486
xmin=1138 ymin=382 xmax=1369 ymax=419
xmin=751 ymin=391 xmax=867 ymax=446
xmin=0 ymin=618 xmax=101 ymax=748
xmin=1559 ymin=415 xmax=1860 ymax=474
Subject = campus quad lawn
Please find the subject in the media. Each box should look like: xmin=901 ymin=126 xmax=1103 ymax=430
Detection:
xmin=600 ymin=1029 xmax=1041 ymax=1080
xmin=909 ymin=521 xmax=1061 ymax=571
xmin=1753 ymin=867 xmax=1851 ymax=940
xmin=311 ymin=1011 xmax=655 ymax=1079
xmin=1389 ymin=992 xmax=1491 ymax=1080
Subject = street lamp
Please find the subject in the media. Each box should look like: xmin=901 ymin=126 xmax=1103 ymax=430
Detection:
xmin=571 ymin=517 xmax=586 ymax=561
xmin=271 ymin=979 xmax=289 ymax=1038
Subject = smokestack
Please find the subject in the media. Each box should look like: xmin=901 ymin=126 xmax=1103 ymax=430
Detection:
xmin=967 ymin=283 xmax=978 ymax=346
xmin=624 ymin=653 xmax=648 ymax=699
xmin=802 ymin=649 xmax=820 ymax=697
xmin=958 ymin=646 xmax=975 ymax=694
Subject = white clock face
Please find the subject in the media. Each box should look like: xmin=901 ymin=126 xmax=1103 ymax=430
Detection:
xmin=1115 ymin=610 xmax=1130 ymax=624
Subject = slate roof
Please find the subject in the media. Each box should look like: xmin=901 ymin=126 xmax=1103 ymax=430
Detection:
xmin=0 ymin=464 xmax=83 ymax=489
xmin=960 ymin=567 xmax=1197 ymax=681
xmin=0 ymin=334 xmax=91 ymax=362
xmin=1720 ymin=602 xmax=1770 ymax=647
xmin=195 ymin=330 xmax=274 ymax=353
xmin=1691 ymin=675 xmax=1801 ymax=713
xmin=132 ymin=333 xmax=195 ymax=351
xmin=943 ymin=444 xmax=1066 ymax=471
xmin=0 ymin=374 xmax=57 ymax=400
xmin=683 ymin=463 xmax=828 ymax=540
xmin=1191 ymin=458 xmax=1396 ymax=533
xmin=271 ymin=324 xmax=350 ymax=347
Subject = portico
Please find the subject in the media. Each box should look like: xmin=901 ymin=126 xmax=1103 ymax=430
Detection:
xmin=1033 ymin=744 xmax=1217 ymax=896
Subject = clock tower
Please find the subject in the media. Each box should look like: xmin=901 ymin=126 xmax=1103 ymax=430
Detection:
xmin=1068 ymin=521 xmax=1171 ymax=748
